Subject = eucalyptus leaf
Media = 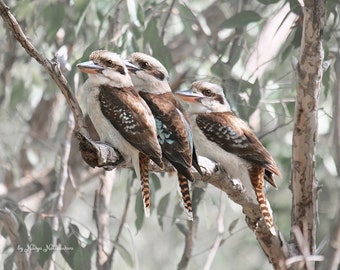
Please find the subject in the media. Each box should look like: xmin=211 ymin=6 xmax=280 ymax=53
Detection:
xmin=220 ymin=11 xmax=262 ymax=29
xmin=115 ymin=242 xmax=134 ymax=268
xmin=228 ymin=218 xmax=239 ymax=234
xmin=135 ymin=191 xmax=145 ymax=232
xmin=31 ymin=220 xmax=53 ymax=266
xmin=60 ymin=222 xmax=80 ymax=269
xmin=150 ymin=173 xmax=161 ymax=191
xmin=177 ymin=3 xmax=197 ymax=40
xmin=4 ymin=252 xmax=15 ymax=270
xmin=172 ymin=203 xmax=184 ymax=224
xmin=157 ymin=193 xmax=170 ymax=230
xmin=43 ymin=4 xmax=65 ymax=43
xmin=73 ymin=246 xmax=91 ymax=270
xmin=257 ymin=0 xmax=280 ymax=4
xmin=144 ymin=21 xmax=172 ymax=71
xmin=176 ymin=222 xmax=188 ymax=236
xmin=74 ymin=0 xmax=91 ymax=36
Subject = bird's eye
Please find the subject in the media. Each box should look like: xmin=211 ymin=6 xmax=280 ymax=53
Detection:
xmin=202 ymin=89 xmax=214 ymax=97
xmin=140 ymin=61 xmax=150 ymax=70
xmin=105 ymin=60 xmax=114 ymax=67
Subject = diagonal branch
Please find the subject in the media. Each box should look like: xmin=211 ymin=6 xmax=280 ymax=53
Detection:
xmin=196 ymin=157 xmax=289 ymax=269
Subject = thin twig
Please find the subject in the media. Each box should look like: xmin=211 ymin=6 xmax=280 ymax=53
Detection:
xmin=259 ymin=119 xmax=294 ymax=139
xmin=48 ymin=111 xmax=74 ymax=270
xmin=177 ymin=219 xmax=195 ymax=270
xmin=203 ymin=192 xmax=225 ymax=270
xmin=110 ymin=176 xmax=134 ymax=260
xmin=94 ymin=171 xmax=115 ymax=269
xmin=287 ymin=226 xmax=324 ymax=269
xmin=177 ymin=182 xmax=206 ymax=269
xmin=161 ymin=0 xmax=176 ymax=40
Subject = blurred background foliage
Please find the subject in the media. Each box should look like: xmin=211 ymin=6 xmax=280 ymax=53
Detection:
xmin=0 ymin=0 xmax=339 ymax=269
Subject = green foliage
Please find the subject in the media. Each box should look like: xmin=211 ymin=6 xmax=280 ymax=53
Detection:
xmin=257 ymin=0 xmax=281 ymax=4
xmin=220 ymin=11 xmax=262 ymax=28
xmin=157 ymin=192 xmax=170 ymax=230
xmin=30 ymin=220 xmax=53 ymax=266
xmin=59 ymin=222 xmax=96 ymax=269
xmin=134 ymin=190 xmax=145 ymax=233
xmin=42 ymin=4 xmax=65 ymax=43
xmin=114 ymin=242 xmax=134 ymax=268
xmin=144 ymin=21 xmax=172 ymax=71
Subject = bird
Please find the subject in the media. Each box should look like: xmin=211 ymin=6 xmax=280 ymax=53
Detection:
xmin=126 ymin=52 xmax=203 ymax=219
xmin=77 ymin=50 xmax=164 ymax=217
xmin=175 ymin=81 xmax=280 ymax=234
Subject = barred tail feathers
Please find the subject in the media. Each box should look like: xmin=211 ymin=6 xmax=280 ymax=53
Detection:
xmin=249 ymin=167 xmax=276 ymax=235
xmin=138 ymin=153 xmax=151 ymax=217
xmin=178 ymin=173 xmax=193 ymax=220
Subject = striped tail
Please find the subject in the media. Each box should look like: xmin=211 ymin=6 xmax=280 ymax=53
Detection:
xmin=139 ymin=153 xmax=151 ymax=217
xmin=249 ymin=167 xmax=276 ymax=235
xmin=178 ymin=173 xmax=193 ymax=220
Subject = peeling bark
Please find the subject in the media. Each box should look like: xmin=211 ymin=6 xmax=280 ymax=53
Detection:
xmin=290 ymin=0 xmax=326 ymax=268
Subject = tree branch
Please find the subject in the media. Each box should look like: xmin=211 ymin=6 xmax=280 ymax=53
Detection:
xmin=161 ymin=0 xmax=176 ymax=40
xmin=203 ymin=192 xmax=225 ymax=270
xmin=110 ymin=177 xmax=134 ymax=262
xmin=196 ymin=157 xmax=289 ymax=269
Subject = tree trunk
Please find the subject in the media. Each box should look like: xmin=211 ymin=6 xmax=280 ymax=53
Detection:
xmin=290 ymin=0 xmax=326 ymax=268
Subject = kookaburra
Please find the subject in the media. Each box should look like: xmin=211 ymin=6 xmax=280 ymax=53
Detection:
xmin=176 ymin=81 xmax=280 ymax=234
xmin=126 ymin=52 xmax=202 ymax=219
xmin=77 ymin=50 xmax=164 ymax=217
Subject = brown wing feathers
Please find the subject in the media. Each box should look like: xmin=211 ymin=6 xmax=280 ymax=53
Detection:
xmin=197 ymin=112 xmax=280 ymax=187
xmin=99 ymin=85 xmax=163 ymax=167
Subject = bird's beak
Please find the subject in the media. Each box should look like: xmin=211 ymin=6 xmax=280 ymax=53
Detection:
xmin=124 ymin=60 xmax=141 ymax=74
xmin=77 ymin=60 xmax=105 ymax=74
xmin=175 ymin=89 xmax=202 ymax=103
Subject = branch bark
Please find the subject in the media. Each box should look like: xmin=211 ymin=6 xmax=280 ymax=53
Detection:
xmin=197 ymin=158 xmax=289 ymax=269
xmin=290 ymin=1 xmax=326 ymax=268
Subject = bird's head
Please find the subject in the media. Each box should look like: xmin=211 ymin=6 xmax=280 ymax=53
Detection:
xmin=77 ymin=50 xmax=136 ymax=88
xmin=176 ymin=81 xmax=231 ymax=113
xmin=126 ymin=52 xmax=171 ymax=93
